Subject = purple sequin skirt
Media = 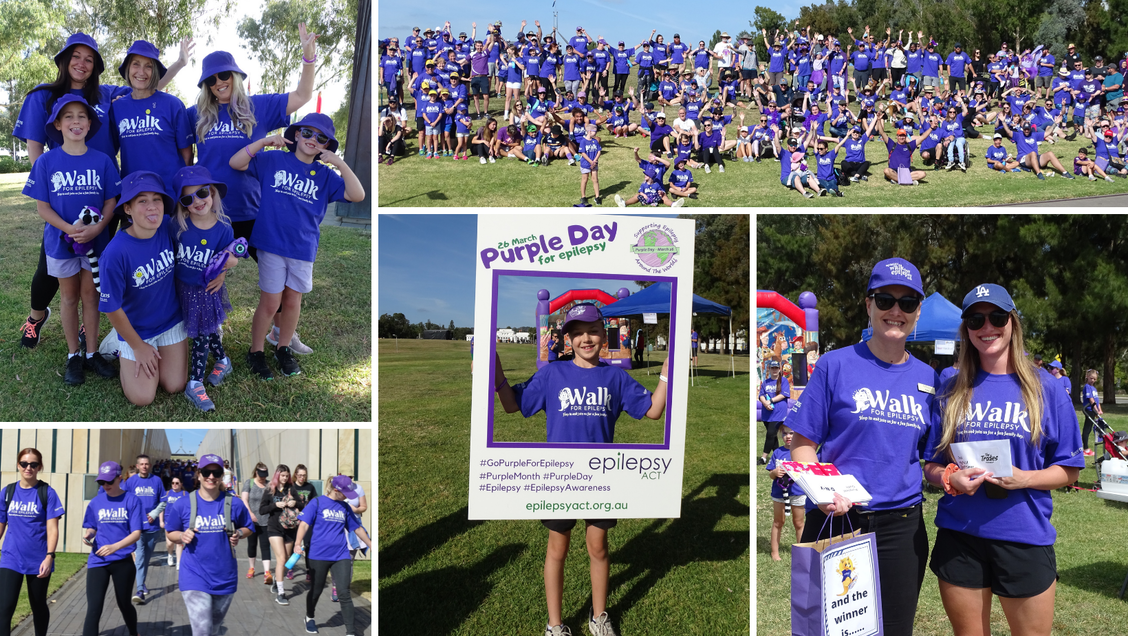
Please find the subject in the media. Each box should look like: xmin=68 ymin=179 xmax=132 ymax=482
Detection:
xmin=176 ymin=278 xmax=230 ymax=338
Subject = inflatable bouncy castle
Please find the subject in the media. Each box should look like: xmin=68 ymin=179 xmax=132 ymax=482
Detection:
xmin=536 ymin=288 xmax=633 ymax=369
xmin=756 ymin=290 xmax=819 ymax=419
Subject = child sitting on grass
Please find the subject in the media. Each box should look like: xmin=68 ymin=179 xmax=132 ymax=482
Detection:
xmin=493 ymin=303 xmax=669 ymax=636
xmin=766 ymin=424 xmax=806 ymax=561
xmin=1074 ymin=147 xmax=1115 ymax=182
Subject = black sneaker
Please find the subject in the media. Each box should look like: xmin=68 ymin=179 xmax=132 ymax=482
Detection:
xmin=85 ymin=352 xmax=119 ymax=379
xmin=246 ymin=350 xmax=274 ymax=381
xmin=594 ymin=196 xmax=603 ymax=205
xmin=65 ymin=354 xmax=85 ymax=386
xmin=19 ymin=308 xmax=50 ymax=348
xmin=274 ymin=346 xmax=302 ymax=377
xmin=689 ymin=192 xmax=699 ymax=199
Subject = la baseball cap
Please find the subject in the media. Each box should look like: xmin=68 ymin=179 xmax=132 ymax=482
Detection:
xmin=867 ymin=258 xmax=924 ymax=296
xmin=960 ymin=283 xmax=1016 ymax=317
xmin=562 ymin=303 xmax=604 ymax=334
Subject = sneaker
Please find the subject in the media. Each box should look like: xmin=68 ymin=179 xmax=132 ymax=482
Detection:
xmin=246 ymin=350 xmax=274 ymax=381
xmin=1084 ymin=449 xmax=1095 ymax=457
xmin=1011 ymin=168 xmax=1023 ymax=173
xmin=1107 ymin=176 xmax=1115 ymax=183
xmin=849 ymin=174 xmax=859 ymax=182
xmin=703 ymin=164 xmax=711 ymax=174
xmin=912 ymin=180 xmax=919 ymax=185
xmin=819 ymin=189 xmax=828 ymax=196
xmin=544 ymin=625 xmax=573 ymax=636
xmin=274 ymin=346 xmax=302 ymax=377
xmin=594 ymin=196 xmax=603 ymax=205
xmin=614 ymin=194 xmax=626 ymax=207
xmin=305 ymin=618 xmax=319 ymax=634
xmin=568 ymin=156 xmax=575 ymax=166
xmin=1090 ymin=174 xmax=1098 ymax=181
xmin=276 ymin=592 xmax=289 ymax=606
xmin=671 ymin=198 xmax=686 ymax=207
xmin=959 ymin=162 xmax=967 ymax=172
xmin=85 ymin=352 xmax=118 ymax=379
xmin=208 ymin=357 xmax=232 ymax=386
xmin=480 ymin=157 xmax=487 ymax=164
xmin=247 ymin=567 xmax=255 ymax=579
xmin=417 ymin=149 xmax=425 ymax=156
xmin=167 ymin=553 xmax=174 ymax=566
xmin=803 ymin=191 xmax=814 ymax=198
xmin=65 ymin=354 xmax=85 ymax=386
xmin=331 ymin=585 xmax=338 ymax=602
xmin=947 ymin=162 xmax=956 ymax=171
xmin=834 ymin=190 xmax=844 ymax=197
xmin=488 ymin=156 xmax=496 ymax=163
xmin=1037 ymin=173 xmax=1046 ymax=180
xmin=718 ymin=165 xmax=725 ymax=173
xmin=184 ymin=383 xmax=216 ymax=412
xmin=268 ymin=327 xmax=313 ymax=354
xmin=265 ymin=571 xmax=274 ymax=586
xmin=19 ymin=308 xmax=51 ymax=348
xmin=1064 ymin=172 xmax=1075 ymax=179
xmin=859 ymin=175 xmax=868 ymax=181
xmin=132 ymin=590 xmax=145 ymax=604
xmin=689 ymin=193 xmax=699 ymax=199
xmin=589 ymin=609 xmax=619 ymax=636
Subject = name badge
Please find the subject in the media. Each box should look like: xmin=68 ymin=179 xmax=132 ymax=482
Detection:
xmin=917 ymin=383 xmax=935 ymax=395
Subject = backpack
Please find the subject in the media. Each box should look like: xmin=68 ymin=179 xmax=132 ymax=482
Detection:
xmin=279 ymin=490 xmax=299 ymax=530
xmin=189 ymin=490 xmax=236 ymax=556
xmin=3 ymin=481 xmax=50 ymax=518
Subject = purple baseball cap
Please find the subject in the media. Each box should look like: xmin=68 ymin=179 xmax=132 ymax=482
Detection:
xmin=55 ymin=32 xmax=105 ymax=76
xmin=97 ymin=461 xmax=123 ymax=483
xmin=867 ymin=258 xmax=924 ymax=296
xmin=118 ymin=40 xmax=167 ymax=80
xmin=330 ymin=475 xmax=359 ymax=498
xmin=199 ymin=454 xmax=224 ymax=470
xmin=961 ymin=283 xmax=1016 ymax=317
xmin=44 ymin=94 xmax=102 ymax=146
xmin=618 ymin=41 xmax=625 ymax=46
xmin=562 ymin=303 xmax=604 ymax=334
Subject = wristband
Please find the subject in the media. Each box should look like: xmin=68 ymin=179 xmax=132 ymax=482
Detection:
xmin=245 ymin=145 xmax=256 ymax=159
xmin=303 ymin=55 xmax=316 ymax=64
xmin=495 ymin=377 xmax=508 ymax=391
xmin=659 ymin=375 xmax=668 ymax=383
xmin=942 ymin=462 xmax=962 ymax=496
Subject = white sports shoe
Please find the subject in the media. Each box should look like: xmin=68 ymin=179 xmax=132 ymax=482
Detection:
xmin=588 ymin=609 xmax=619 ymax=636
xmin=614 ymin=194 xmax=626 ymax=207
xmin=267 ymin=327 xmax=313 ymax=355
xmin=671 ymin=198 xmax=686 ymax=207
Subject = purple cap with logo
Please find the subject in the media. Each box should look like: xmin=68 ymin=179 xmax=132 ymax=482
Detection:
xmin=562 ymin=303 xmax=604 ymax=334
xmin=97 ymin=461 xmax=123 ymax=483
xmin=961 ymin=283 xmax=1016 ymax=317
xmin=330 ymin=475 xmax=359 ymax=498
xmin=199 ymin=454 xmax=224 ymax=470
xmin=867 ymin=258 xmax=924 ymax=296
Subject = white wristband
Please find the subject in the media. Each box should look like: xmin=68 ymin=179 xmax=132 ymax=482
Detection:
xmin=659 ymin=375 xmax=668 ymax=383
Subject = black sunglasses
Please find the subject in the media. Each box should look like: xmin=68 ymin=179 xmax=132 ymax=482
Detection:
xmin=201 ymin=467 xmax=224 ymax=478
xmin=868 ymin=293 xmax=921 ymax=313
xmin=19 ymin=461 xmax=41 ymax=469
xmin=966 ymin=310 xmax=1010 ymax=331
xmin=179 ymin=187 xmax=211 ymax=207
xmin=204 ymin=70 xmax=234 ymax=87
xmin=299 ymin=127 xmax=330 ymax=145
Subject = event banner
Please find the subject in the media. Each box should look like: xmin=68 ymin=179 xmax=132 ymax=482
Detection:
xmin=468 ymin=214 xmax=694 ymax=520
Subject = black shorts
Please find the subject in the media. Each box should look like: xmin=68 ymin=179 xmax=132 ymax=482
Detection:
xmin=929 ymin=527 xmax=1058 ymax=598
xmin=470 ymin=76 xmax=489 ymax=95
xmin=267 ymin=526 xmax=299 ymax=542
xmin=871 ymin=68 xmax=888 ymax=81
xmin=541 ymin=518 xmax=617 ymax=533
xmin=741 ymin=69 xmax=755 ymax=80
xmin=415 ymin=116 xmax=425 ymax=131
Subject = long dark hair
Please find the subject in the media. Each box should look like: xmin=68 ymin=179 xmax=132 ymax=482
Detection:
xmin=29 ymin=44 xmax=103 ymax=113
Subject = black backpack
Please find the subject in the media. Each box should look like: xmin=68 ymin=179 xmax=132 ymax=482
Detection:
xmin=3 ymin=481 xmax=50 ymax=518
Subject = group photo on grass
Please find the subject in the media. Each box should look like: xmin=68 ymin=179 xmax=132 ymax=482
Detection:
xmin=1 ymin=0 xmax=371 ymax=420
xmin=757 ymin=214 xmax=1128 ymax=636
xmin=378 ymin=214 xmax=750 ymax=635
xmin=378 ymin=1 xmax=1128 ymax=207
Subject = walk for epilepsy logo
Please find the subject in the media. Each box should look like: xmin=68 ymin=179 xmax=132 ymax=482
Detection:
xmin=849 ymin=387 xmax=927 ymax=426
xmin=193 ymin=514 xmax=227 ymax=532
xmin=557 ymin=385 xmax=613 ymax=414
xmin=98 ymin=507 xmax=129 ymax=522
xmin=630 ymin=223 xmax=680 ymax=274
xmin=131 ymin=248 xmax=176 ymax=288
xmin=479 ymin=222 xmax=618 ymax=269
xmin=117 ymin=110 xmax=164 ymax=137
xmin=133 ymin=485 xmax=157 ymax=497
xmin=887 ymin=261 xmax=913 ymax=280
xmin=271 ymin=169 xmax=320 ymax=203
xmin=321 ymin=508 xmax=346 ymax=523
xmin=50 ymin=169 xmax=101 ymax=194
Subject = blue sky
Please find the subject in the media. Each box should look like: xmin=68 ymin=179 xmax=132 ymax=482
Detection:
xmin=165 ymin=429 xmax=208 ymax=455
xmin=377 ymin=0 xmax=805 ymax=52
xmin=378 ymin=214 xmax=676 ymax=330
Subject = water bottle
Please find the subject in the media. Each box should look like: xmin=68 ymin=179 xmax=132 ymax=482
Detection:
xmin=285 ymin=552 xmax=301 ymax=570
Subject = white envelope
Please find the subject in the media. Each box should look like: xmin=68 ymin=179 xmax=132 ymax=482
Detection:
xmin=949 ymin=440 xmax=1014 ymax=478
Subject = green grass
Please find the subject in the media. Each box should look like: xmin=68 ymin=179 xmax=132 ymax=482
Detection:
xmin=378 ymin=77 xmax=1128 ymax=207
xmin=755 ymin=407 xmax=1128 ymax=635
xmin=379 ymin=340 xmax=750 ymax=635
xmin=0 ymin=173 xmax=371 ymax=421
xmin=351 ymin=559 xmax=372 ymax=600
xmin=8 ymin=552 xmax=86 ymax=631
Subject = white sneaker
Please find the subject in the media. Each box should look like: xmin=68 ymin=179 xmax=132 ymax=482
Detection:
xmin=1090 ymin=174 xmax=1098 ymax=181
xmin=167 ymin=553 xmax=174 ymax=566
xmin=671 ymin=198 xmax=686 ymax=207
xmin=488 ymin=156 xmax=496 ymax=163
xmin=1107 ymin=176 xmax=1115 ymax=183
xmin=268 ymin=327 xmax=313 ymax=355
xmin=568 ymin=156 xmax=575 ymax=166
xmin=544 ymin=625 xmax=572 ymax=636
xmin=614 ymin=194 xmax=626 ymax=207
xmin=912 ymin=180 xmax=919 ymax=185
xmin=703 ymin=164 xmax=711 ymax=174
xmin=480 ymin=157 xmax=487 ymax=164
xmin=718 ymin=165 xmax=725 ymax=173
xmin=588 ymin=609 xmax=618 ymax=636
xmin=849 ymin=174 xmax=859 ymax=182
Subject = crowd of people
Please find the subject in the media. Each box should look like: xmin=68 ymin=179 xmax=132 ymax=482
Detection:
xmin=14 ymin=28 xmax=365 ymax=410
xmin=0 ymin=450 xmax=371 ymax=636
xmin=760 ymin=258 xmax=1088 ymax=636
xmin=379 ymin=20 xmax=1128 ymax=204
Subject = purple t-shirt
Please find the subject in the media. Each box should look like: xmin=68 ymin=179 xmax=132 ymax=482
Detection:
xmin=786 ymin=342 xmax=940 ymax=511
xmin=885 ymin=138 xmax=917 ymax=170
xmin=767 ymin=447 xmax=807 ymax=499
xmin=22 ymin=147 xmax=121 ymax=260
xmin=245 ymin=150 xmax=348 ymax=262
xmin=174 ymin=217 xmax=235 ymax=288
xmin=122 ymin=473 xmax=166 ymax=532
xmin=99 ymin=215 xmax=182 ymax=340
xmin=297 ymin=495 xmax=362 ymax=562
xmin=759 ymin=376 xmax=790 ymax=422
xmin=928 ymin=370 xmax=1083 ymax=544
xmin=512 ymin=360 xmax=653 ymax=443
xmin=110 ymin=91 xmax=194 ymax=190
xmin=0 ymin=483 xmax=66 ymax=575
xmin=82 ymin=491 xmax=143 ymax=568
xmin=165 ymin=492 xmax=254 ymax=594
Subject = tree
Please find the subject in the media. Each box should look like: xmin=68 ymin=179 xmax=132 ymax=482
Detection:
xmin=448 ymin=319 xmax=455 ymax=330
xmin=378 ymin=312 xmax=415 ymax=338
xmin=68 ymin=0 xmax=234 ymax=60
xmin=237 ymin=0 xmax=356 ymax=95
xmin=752 ymin=7 xmax=788 ymax=61
xmin=1034 ymin=0 xmax=1085 ymax=59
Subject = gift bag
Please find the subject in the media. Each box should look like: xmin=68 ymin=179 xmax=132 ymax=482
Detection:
xmin=791 ymin=515 xmax=882 ymax=636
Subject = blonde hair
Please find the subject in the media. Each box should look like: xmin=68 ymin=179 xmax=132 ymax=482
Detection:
xmin=175 ymin=185 xmax=230 ymax=238
xmin=124 ymin=54 xmax=161 ymax=93
xmin=1086 ymin=369 xmax=1098 ymax=383
xmin=937 ymin=310 xmax=1045 ymax=458
xmin=194 ymin=76 xmax=257 ymax=140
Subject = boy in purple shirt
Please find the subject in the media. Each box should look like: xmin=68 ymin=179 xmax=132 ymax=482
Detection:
xmin=493 ymin=304 xmax=668 ymax=636
xmin=876 ymin=112 xmax=933 ymax=184
xmin=574 ymin=124 xmax=602 ymax=207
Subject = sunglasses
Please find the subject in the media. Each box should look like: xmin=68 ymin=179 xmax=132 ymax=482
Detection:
xmin=868 ymin=293 xmax=921 ymax=313
xmin=179 ymin=187 xmax=211 ymax=207
xmin=204 ymin=70 xmax=234 ymax=87
xmin=299 ymin=127 xmax=330 ymax=145
xmin=966 ymin=310 xmax=1010 ymax=331
xmin=19 ymin=461 xmax=41 ymax=469
xmin=201 ymin=467 xmax=224 ymax=478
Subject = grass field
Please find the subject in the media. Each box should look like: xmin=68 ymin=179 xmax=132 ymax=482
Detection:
xmin=377 ymin=78 xmax=1128 ymax=207
xmin=0 ymin=173 xmax=371 ymax=421
xmin=755 ymin=407 xmax=1128 ymax=635
xmin=378 ymin=340 xmax=750 ymax=635
xmin=8 ymin=552 xmax=85 ymax=631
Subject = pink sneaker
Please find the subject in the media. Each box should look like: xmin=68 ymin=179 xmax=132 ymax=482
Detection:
xmin=1084 ymin=449 xmax=1095 ymax=457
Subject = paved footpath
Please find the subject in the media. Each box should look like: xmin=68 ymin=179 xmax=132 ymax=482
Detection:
xmin=15 ymin=535 xmax=370 ymax=636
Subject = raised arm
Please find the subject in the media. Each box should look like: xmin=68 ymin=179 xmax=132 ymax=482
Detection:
xmin=287 ymin=24 xmax=319 ymax=115
xmin=158 ymin=37 xmax=195 ymax=91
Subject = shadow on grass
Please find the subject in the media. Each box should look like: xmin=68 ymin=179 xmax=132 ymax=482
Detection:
xmin=383 ymin=189 xmax=450 ymax=205
xmin=692 ymin=367 xmax=751 ymax=380
xmin=378 ymin=506 xmax=485 ymax=578
xmin=378 ymin=543 xmax=528 ymax=635
xmin=598 ymin=180 xmax=632 ymax=196
xmin=1059 ymin=561 xmax=1128 ymax=599
xmin=567 ymin=472 xmax=750 ymax=626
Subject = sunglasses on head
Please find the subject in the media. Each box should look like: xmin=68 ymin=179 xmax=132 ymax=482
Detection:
xmin=19 ymin=461 xmax=41 ymax=469
xmin=201 ymin=467 xmax=223 ymax=478
xmin=299 ymin=127 xmax=330 ymax=144
xmin=179 ymin=187 xmax=210 ymax=207
xmin=868 ymin=292 xmax=921 ymax=313
xmin=966 ymin=310 xmax=1010 ymax=331
xmin=204 ymin=70 xmax=234 ymax=87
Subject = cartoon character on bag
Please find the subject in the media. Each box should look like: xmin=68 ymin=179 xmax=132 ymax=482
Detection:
xmin=837 ymin=556 xmax=857 ymax=597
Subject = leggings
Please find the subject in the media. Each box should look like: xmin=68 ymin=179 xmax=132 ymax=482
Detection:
xmin=613 ymin=73 xmax=629 ymax=94
xmin=762 ymin=419 xmax=782 ymax=455
xmin=0 ymin=567 xmax=52 ymax=636
xmin=30 ymin=241 xmax=59 ymax=314
xmin=230 ymin=219 xmax=258 ymax=262
xmin=700 ymin=146 xmax=725 ymax=167
xmin=181 ymin=590 xmax=234 ymax=636
xmin=473 ymin=141 xmax=493 ymax=159
xmin=84 ymin=558 xmax=137 ymax=636
xmin=247 ymin=524 xmax=270 ymax=560
xmin=841 ymin=160 xmax=870 ymax=179
xmin=308 ymin=559 xmax=354 ymax=633
xmin=190 ymin=333 xmax=228 ymax=384
xmin=1083 ymin=409 xmax=1098 ymax=449
xmin=379 ymin=134 xmax=406 ymax=157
